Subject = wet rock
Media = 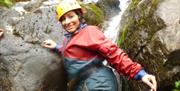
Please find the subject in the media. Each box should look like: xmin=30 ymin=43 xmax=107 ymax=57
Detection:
xmin=118 ymin=0 xmax=180 ymax=91
xmin=96 ymin=0 xmax=120 ymax=19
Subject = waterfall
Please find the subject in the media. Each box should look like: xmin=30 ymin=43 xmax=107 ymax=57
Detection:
xmin=103 ymin=1 xmax=131 ymax=91
xmin=102 ymin=0 xmax=130 ymax=65
xmin=104 ymin=0 xmax=131 ymax=43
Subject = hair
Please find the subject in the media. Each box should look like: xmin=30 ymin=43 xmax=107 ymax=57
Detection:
xmin=74 ymin=9 xmax=86 ymax=24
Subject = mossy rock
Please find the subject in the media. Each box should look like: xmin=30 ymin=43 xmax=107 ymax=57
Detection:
xmin=118 ymin=0 xmax=162 ymax=48
xmin=117 ymin=0 xmax=169 ymax=91
xmin=81 ymin=3 xmax=104 ymax=28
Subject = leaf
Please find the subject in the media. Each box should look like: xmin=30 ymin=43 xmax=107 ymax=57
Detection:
xmin=175 ymin=81 xmax=180 ymax=89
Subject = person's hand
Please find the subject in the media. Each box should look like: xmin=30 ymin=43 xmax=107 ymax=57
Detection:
xmin=0 ymin=29 xmax=4 ymax=37
xmin=42 ymin=39 xmax=57 ymax=49
xmin=141 ymin=74 xmax=157 ymax=91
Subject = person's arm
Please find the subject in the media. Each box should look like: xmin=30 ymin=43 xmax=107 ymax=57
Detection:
xmin=83 ymin=26 xmax=141 ymax=78
xmin=42 ymin=39 xmax=62 ymax=54
xmin=134 ymin=69 xmax=147 ymax=80
xmin=83 ymin=26 xmax=157 ymax=91
xmin=135 ymin=70 xmax=157 ymax=91
xmin=53 ymin=44 xmax=62 ymax=54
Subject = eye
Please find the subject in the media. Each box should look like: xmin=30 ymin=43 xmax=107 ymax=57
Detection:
xmin=68 ymin=15 xmax=74 ymax=19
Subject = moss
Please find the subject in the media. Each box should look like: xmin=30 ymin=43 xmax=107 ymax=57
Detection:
xmin=118 ymin=25 xmax=128 ymax=46
xmin=117 ymin=0 xmax=169 ymax=91
xmin=0 ymin=0 xmax=14 ymax=8
xmin=81 ymin=3 xmax=104 ymax=27
xmin=132 ymin=0 xmax=140 ymax=5
xmin=152 ymin=0 xmax=158 ymax=6
xmin=118 ymin=0 xmax=165 ymax=48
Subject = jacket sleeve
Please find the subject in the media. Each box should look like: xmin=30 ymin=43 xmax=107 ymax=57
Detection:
xmin=51 ymin=44 xmax=62 ymax=55
xmin=55 ymin=44 xmax=62 ymax=53
xmin=52 ymin=37 xmax=69 ymax=55
xmin=84 ymin=26 xmax=143 ymax=79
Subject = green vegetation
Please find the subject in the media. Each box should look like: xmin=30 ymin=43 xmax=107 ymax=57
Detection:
xmin=0 ymin=0 xmax=14 ymax=8
xmin=173 ymin=81 xmax=180 ymax=91
xmin=81 ymin=3 xmax=104 ymax=27
xmin=117 ymin=0 xmax=165 ymax=47
xmin=118 ymin=25 xmax=128 ymax=46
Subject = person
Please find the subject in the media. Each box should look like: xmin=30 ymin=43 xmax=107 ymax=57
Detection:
xmin=42 ymin=0 xmax=157 ymax=91
xmin=0 ymin=29 xmax=4 ymax=38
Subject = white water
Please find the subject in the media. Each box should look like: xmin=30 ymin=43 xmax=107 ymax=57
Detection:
xmin=82 ymin=0 xmax=99 ymax=4
xmin=104 ymin=0 xmax=131 ymax=43
xmin=103 ymin=1 xmax=131 ymax=90
xmin=102 ymin=0 xmax=131 ymax=70
xmin=80 ymin=0 xmax=131 ymax=43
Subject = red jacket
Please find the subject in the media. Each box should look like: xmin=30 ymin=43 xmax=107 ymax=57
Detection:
xmin=57 ymin=25 xmax=144 ymax=79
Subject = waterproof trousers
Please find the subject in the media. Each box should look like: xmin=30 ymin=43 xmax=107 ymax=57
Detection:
xmin=74 ymin=66 xmax=118 ymax=91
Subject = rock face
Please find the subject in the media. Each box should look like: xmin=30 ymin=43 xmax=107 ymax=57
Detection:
xmin=0 ymin=1 xmax=67 ymax=91
xmin=118 ymin=0 xmax=180 ymax=91
xmin=96 ymin=0 xmax=120 ymax=19
xmin=0 ymin=0 xmax=106 ymax=91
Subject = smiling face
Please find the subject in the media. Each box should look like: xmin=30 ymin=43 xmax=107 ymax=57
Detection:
xmin=60 ymin=10 xmax=81 ymax=33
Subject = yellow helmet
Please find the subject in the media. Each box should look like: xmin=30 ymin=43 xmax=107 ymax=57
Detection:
xmin=56 ymin=0 xmax=83 ymax=20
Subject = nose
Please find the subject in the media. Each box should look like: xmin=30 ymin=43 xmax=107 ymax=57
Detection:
xmin=63 ymin=17 xmax=71 ymax=25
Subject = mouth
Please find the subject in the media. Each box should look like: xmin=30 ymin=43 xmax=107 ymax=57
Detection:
xmin=65 ymin=26 xmax=73 ymax=31
xmin=65 ymin=24 xmax=75 ymax=31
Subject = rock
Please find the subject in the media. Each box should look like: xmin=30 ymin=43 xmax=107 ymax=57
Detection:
xmin=0 ymin=1 xmax=67 ymax=91
xmin=118 ymin=0 xmax=180 ymax=91
xmin=96 ymin=0 xmax=120 ymax=19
